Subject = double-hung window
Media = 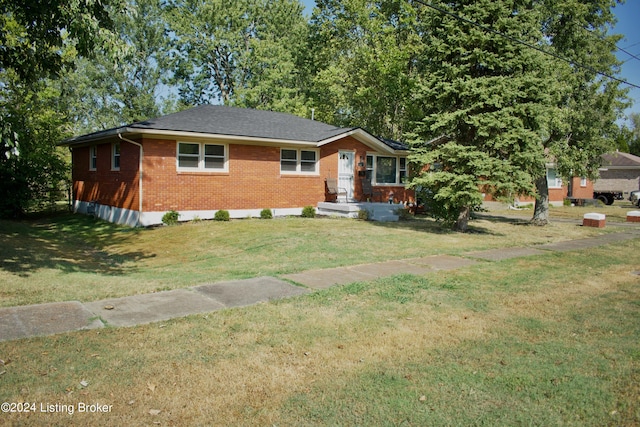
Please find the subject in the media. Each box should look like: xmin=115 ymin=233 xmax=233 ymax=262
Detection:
xmin=280 ymin=149 xmax=318 ymax=174
xmin=112 ymin=143 xmax=120 ymax=171
xmin=89 ymin=146 xmax=97 ymax=171
xmin=547 ymin=167 xmax=562 ymax=189
xmin=177 ymin=142 xmax=227 ymax=172
xmin=366 ymin=154 xmax=407 ymax=185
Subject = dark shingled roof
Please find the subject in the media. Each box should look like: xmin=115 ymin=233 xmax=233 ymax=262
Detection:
xmin=601 ymin=151 xmax=640 ymax=168
xmin=61 ymin=105 xmax=408 ymax=150
xmin=130 ymin=105 xmax=354 ymax=142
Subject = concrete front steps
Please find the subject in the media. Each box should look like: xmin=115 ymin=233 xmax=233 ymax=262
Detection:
xmin=317 ymin=201 xmax=402 ymax=221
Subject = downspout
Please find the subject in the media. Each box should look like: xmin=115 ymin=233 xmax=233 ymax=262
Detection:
xmin=118 ymin=133 xmax=144 ymax=227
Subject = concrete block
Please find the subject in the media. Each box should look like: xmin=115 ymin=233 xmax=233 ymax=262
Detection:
xmin=626 ymin=210 xmax=640 ymax=222
xmin=583 ymin=212 xmax=606 ymax=228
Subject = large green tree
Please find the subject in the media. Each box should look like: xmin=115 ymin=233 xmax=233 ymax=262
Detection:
xmin=60 ymin=0 xmax=173 ymax=134
xmin=410 ymin=0 xmax=557 ymax=231
xmin=307 ymin=0 xmax=424 ymax=140
xmin=164 ymin=0 xmax=309 ymax=113
xmin=0 ymin=0 xmax=119 ymax=217
xmin=0 ymin=72 xmax=70 ymax=217
xmin=0 ymin=0 xmax=116 ymax=82
xmin=628 ymin=113 xmax=640 ymax=156
xmin=530 ymin=0 xmax=626 ymax=225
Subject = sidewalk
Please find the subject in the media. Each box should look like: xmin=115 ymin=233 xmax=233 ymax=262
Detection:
xmin=1 ymin=229 xmax=639 ymax=342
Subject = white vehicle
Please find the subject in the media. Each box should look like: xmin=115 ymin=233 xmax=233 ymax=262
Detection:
xmin=630 ymin=190 xmax=640 ymax=207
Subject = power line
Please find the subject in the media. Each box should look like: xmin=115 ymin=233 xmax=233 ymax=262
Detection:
xmin=410 ymin=0 xmax=640 ymax=90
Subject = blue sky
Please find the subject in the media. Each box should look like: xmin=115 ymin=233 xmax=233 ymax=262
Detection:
xmin=300 ymin=0 xmax=640 ymax=119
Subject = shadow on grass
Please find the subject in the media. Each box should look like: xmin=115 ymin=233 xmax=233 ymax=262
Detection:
xmin=367 ymin=213 xmax=513 ymax=236
xmin=0 ymin=213 xmax=155 ymax=277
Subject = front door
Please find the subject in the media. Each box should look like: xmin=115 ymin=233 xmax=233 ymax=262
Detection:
xmin=338 ymin=151 xmax=355 ymax=202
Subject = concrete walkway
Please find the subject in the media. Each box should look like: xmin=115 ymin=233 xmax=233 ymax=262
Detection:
xmin=1 ymin=229 xmax=639 ymax=342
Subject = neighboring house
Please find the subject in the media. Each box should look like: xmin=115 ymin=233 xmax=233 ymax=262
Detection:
xmin=492 ymin=152 xmax=640 ymax=206
xmin=60 ymin=105 xmax=413 ymax=226
xmin=593 ymin=151 xmax=640 ymax=201
xmin=483 ymin=164 xmax=594 ymax=206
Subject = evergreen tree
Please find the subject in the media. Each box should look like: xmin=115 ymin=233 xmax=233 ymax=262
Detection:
xmin=410 ymin=0 xmax=555 ymax=231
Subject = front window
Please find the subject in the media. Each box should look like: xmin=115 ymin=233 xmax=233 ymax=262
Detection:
xmin=112 ymin=143 xmax=120 ymax=170
xmin=376 ymin=156 xmax=397 ymax=184
xmin=280 ymin=149 xmax=298 ymax=172
xmin=177 ymin=142 xmax=227 ymax=171
xmin=366 ymin=155 xmax=374 ymax=181
xmin=280 ymin=149 xmax=318 ymax=174
xmin=367 ymin=155 xmax=407 ymax=185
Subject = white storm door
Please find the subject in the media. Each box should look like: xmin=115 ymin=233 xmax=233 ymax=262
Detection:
xmin=338 ymin=151 xmax=355 ymax=202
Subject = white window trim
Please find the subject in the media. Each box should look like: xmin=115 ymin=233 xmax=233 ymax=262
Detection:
xmin=280 ymin=148 xmax=319 ymax=175
xmin=546 ymin=168 xmax=562 ymax=189
xmin=580 ymin=177 xmax=587 ymax=187
xmin=112 ymin=142 xmax=120 ymax=171
xmin=89 ymin=145 xmax=97 ymax=171
xmin=176 ymin=141 xmax=228 ymax=173
xmin=366 ymin=153 xmax=407 ymax=186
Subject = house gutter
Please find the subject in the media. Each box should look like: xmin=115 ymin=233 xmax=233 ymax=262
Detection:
xmin=118 ymin=133 xmax=144 ymax=227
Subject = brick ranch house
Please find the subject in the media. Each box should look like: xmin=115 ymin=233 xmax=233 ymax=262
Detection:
xmin=60 ymin=105 xmax=414 ymax=226
xmin=502 ymin=152 xmax=640 ymax=206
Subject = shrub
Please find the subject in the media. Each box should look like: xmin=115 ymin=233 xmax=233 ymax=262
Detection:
xmin=162 ymin=210 xmax=180 ymax=226
xmin=395 ymin=207 xmax=412 ymax=221
xmin=214 ymin=210 xmax=230 ymax=221
xmin=260 ymin=208 xmax=273 ymax=219
xmin=301 ymin=206 xmax=316 ymax=218
xmin=357 ymin=209 xmax=371 ymax=220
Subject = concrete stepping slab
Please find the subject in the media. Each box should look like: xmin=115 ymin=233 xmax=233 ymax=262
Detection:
xmin=0 ymin=301 xmax=103 ymax=342
xmin=282 ymin=267 xmax=374 ymax=289
xmin=85 ymin=289 xmax=225 ymax=327
xmin=194 ymin=277 xmax=309 ymax=307
xmin=537 ymin=232 xmax=640 ymax=252
xmin=283 ymin=260 xmax=436 ymax=289
xmin=349 ymin=260 xmax=434 ymax=278
xmin=467 ymin=247 xmax=546 ymax=261
xmin=407 ymin=255 xmax=477 ymax=270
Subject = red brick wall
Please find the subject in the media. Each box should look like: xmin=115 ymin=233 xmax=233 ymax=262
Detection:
xmin=569 ymin=177 xmax=594 ymax=199
xmin=320 ymin=136 xmax=414 ymax=203
xmin=72 ymin=142 xmax=140 ymax=210
xmin=72 ymin=135 xmax=414 ymax=213
xmin=142 ymin=138 xmax=324 ymax=212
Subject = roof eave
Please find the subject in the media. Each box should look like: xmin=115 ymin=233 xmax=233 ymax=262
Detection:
xmin=60 ymin=127 xmax=321 ymax=148
xmin=318 ymin=128 xmax=403 ymax=154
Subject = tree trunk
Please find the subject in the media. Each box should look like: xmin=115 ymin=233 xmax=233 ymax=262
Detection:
xmin=532 ymin=174 xmax=550 ymax=226
xmin=454 ymin=205 xmax=471 ymax=232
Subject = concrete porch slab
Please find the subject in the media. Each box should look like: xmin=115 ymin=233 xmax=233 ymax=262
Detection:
xmin=0 ymin=301 xmax=103 ymax=342
xmin=317 ymin=202 xmax=401 ymax=221
xmin=194 ymin=277 xmax=309 ymax=308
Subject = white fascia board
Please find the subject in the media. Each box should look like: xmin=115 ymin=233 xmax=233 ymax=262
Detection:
xmin=317 ymin=128 xmax=398 ymax=154
xmin=130 ymin=128 xmax=318 ymax=147
xmin=599 ymin=165 xmax=640 ymax=170
xmin=64 ymin=127 xmax=318 ymax=148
